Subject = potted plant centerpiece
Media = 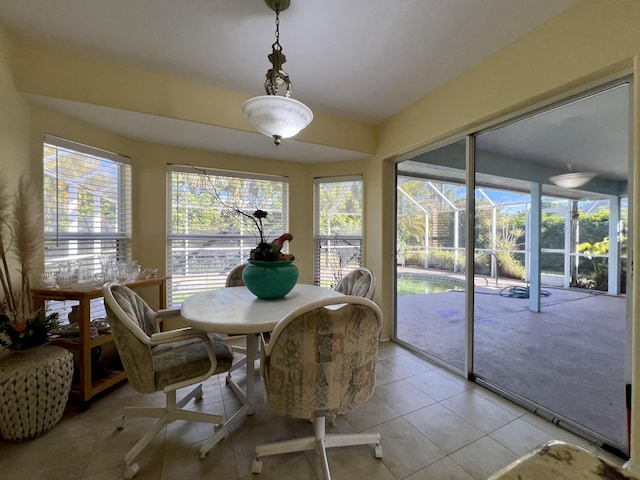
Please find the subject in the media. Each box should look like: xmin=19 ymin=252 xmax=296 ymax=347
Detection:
xmin=240 ymin=209 xmax=299 ymax=299
xmin=185 ymin=165 xmax=298 ymax=299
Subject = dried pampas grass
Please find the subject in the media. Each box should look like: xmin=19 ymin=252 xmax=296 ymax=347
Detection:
xmin=0 ymin=176 xmax=43 ymax=319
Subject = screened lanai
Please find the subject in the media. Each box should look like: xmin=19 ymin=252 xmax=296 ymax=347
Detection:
xmin=394 ymin=81 xmax=631 ymax=457
xmin=396 ymin=180 xmax=626 ymax=295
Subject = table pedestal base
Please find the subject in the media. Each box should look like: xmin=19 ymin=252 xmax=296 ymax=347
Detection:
xmin=200 ymin=334 xmax=258 ymax=457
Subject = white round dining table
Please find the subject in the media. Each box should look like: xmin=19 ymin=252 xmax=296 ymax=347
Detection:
xmin=180 ymin=283 xmax=345 ymax=454
xmin=181 ymin=283 xmax=344 ymax=335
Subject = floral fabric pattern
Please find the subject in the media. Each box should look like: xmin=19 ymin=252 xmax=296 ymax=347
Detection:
xmin=262 ymin=302 xmax=381 ymax=419
xmin=105 ymin=285 xmax=233 ymax=394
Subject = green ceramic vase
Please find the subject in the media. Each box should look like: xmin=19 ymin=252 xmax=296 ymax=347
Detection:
xmin=242 ymin=259 xmax=299 ymax=299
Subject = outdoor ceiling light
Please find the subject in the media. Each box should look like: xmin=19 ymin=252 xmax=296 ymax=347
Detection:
xmin=242 ymin=0 xmax=313 ymax=146
xmin=549 ymin=172 xmax=597 ymax=189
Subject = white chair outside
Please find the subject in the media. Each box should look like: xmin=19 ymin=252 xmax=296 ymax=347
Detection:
xmin=251 ymin=296 xmax=383 ymax=480
xmin=102 ymin=282 xmax=234 ymax=479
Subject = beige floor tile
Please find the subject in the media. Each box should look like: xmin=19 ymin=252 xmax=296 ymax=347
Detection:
xmin=468 ymin=386 xmax=528 ymax=417
xmin=161 ymin=437 xmax=237 ymax=480
xmin=405 ymin=456 xmax=476 ymax=480
xmin=377 ymin=341 xmax=408 ymax=360
xmin=406 ymin=369 xmax=467 ymax=401
xmin=374 ymin=378 xmax=437 ymax=415
xmin=2 ymin=343 xmax=627 ymax=480
xmin=378 ymin=353 xmax=434 ymax=378
xmin=374 ymin=417 xmax=445 ymax=478
xmin=83 ymin=417 xmax=166 ymax=477
xmin=342 ymin=395 xmax=400 ymax=432
xmin=1 ymin=428 xmax=100 ymax=479
xmin=440 ymin=390 xmax=517 ymax=434
xmin=242 ymin=452 xmax=317 ymax=480
xmin=449 ymin=436 xmax=518 ymax=480
xmin=320 ymin=444 xmax=395 ymax=480
xmin=489 ymin=418 xmax=556 ymax=455
xmin=375 ymin=362 xmax=403 ymax=386
xmin=404 ymin=403 xmax=484 ymax=454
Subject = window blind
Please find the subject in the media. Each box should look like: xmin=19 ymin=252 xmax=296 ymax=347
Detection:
xmin=167 ymin=166 xmax=288 ymax=307
xmin=313 ymin=176 xmax=363 ymax=287
xmin=43 ymin=135 xmax=132 ymax=320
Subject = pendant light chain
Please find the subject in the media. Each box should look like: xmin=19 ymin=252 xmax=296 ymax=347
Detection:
xmin=273 ymin=7 xmax=281 ymax=52
xmin=241 ymin=0 xmax=313 ymax=145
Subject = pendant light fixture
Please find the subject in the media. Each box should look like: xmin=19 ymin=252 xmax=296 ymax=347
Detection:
xmin=242 ymin=0 xmax=313 ymax=145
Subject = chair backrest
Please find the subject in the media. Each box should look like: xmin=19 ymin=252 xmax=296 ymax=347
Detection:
xmin=262 ymin=296 xmax=382 ymax=419
xmin=225 ymin=263 xmax=247 ymax=287
xmin=103 ymin=282 xmax=161 ymax=394
xmin=335 ymin=267 xmax=376 ymax=299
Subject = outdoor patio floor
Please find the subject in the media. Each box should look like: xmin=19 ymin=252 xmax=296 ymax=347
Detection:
xmin=396 ymin=277 xmax=627 ymax=451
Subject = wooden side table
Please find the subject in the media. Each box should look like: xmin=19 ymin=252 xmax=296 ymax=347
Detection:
xmin=0 ymin=345 xmax=73 ymax=441
xmin=31 ymin=276 xmax=169 ymax=404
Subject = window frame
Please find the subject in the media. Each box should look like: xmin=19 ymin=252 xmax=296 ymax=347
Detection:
xmin=313 ymin=175 xmax=364 ymax=288
xmin=167 ymin=165 xmax=289 ymax=306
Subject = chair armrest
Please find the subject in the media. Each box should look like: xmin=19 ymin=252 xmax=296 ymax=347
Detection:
xmin=151 ymin=328 xmax=220 ymax=391
xmin=156 ymin=308 xmax=181 ymax=317
xmin=150 ymin=327 xmax=197 ymax=343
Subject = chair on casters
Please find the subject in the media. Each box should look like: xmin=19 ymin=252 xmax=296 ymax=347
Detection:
xmin=335 ymin=266 xmax=376 ymax=300
xmin=102 ymin=282 xmax=234 ymax=479
xmin=251 ymin=296 xmax=384 ymax=480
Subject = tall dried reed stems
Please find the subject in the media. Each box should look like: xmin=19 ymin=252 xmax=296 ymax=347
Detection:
xmin=0 ymin=176 xmax=44 ymax=319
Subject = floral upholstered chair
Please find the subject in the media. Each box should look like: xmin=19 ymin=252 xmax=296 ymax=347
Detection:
xmin=225 ymin=263 xmax=247 ymax=288
xmin=335 ymin=266 xmax=376 ymax=299
xmin=251 ymin=296 xmax=383 ymax=480
xmin=102 ymin=282 xmax=234 ymax=479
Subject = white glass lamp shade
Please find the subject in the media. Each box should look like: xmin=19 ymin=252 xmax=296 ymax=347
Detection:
xmin=549 ymin=172 xmax=597 ymax=188
xmin=242 ymin=95 xmax=313 ymax=143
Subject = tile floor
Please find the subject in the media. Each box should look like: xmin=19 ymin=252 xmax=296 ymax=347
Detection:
xmin=0 ymin=341 xmax=624 ymax=480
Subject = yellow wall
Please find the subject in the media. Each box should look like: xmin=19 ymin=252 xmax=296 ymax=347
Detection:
xmin=27 ymin=106 xmax=327 ymax=285
xmin=0 ymin=20 xmax=31 ymax=359
xmin=0 ymin=20 xmax=30 ymax=180
xmin=12 ymin=40 xmax=377 ymax=155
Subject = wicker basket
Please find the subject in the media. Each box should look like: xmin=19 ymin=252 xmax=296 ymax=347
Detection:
xmin=0 ymin=345 xmax=73 ymax=441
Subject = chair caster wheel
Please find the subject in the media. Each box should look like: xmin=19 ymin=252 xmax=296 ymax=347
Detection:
xmin=117 ymin=416 xmax=126 ymax=430
xmin=194 ymin=385 xmax=204 ymax=401
xmin=124 ymin=463 xmax=139 ymax=479
xmin=374 ymin=444 xmax=383 ymax=459
xmin=328 ymin=414 xmax=337 ymax=427
xmin=225 ymin=375 xmax=231 ymax=385
xmin=200 ymin=450 xmax=208 ymax=460
xmin=251 ymin=458 xmax=263 ymax=474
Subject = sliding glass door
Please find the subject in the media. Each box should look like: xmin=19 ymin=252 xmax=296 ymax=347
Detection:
xmin=395 ymin=140 xmax=468 ymax=372
xmin=394 ymin=80 xmax=632 ymax=454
